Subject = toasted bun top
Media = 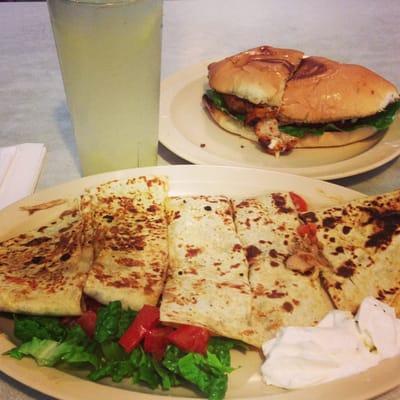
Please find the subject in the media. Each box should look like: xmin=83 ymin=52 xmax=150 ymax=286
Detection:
xmin=279 ymin=56 xmax=400 ymax=123
xmin=208 ymin=45 xmax=304 ymax=106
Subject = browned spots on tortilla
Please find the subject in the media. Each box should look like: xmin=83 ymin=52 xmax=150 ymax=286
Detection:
xmin=246 ymin=245 xmax=262 ymax=261
xmin=282 ymin=301 xmax=294 ymax=312
xmin=266 ymin=290 xmax=287 ymax=299
xmin=115 ymin=258 xmax=145 ymax=267
xmin=185 ymin=246 xmax=202 ymax=258
xmin=20 ymin=199 xmax=67 ymax=215
xmin=232 ymin=243 xmax=242 ymax=252
xmin=337 ymin=259 xmax=356 ymax=278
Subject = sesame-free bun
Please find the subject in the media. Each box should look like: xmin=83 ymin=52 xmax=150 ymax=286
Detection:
xmin=208 ymin=46 xmax=304 ymax=107
xmin=279 ymin=56 xmax=400 ymax=123
xmin=202 ymin=95 xmax=379 ymax=148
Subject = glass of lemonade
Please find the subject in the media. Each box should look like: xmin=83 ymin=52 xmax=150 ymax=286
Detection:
xmin=47 ymin=0 xmax=162 ymax=176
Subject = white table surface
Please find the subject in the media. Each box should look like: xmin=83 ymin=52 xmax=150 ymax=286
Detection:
xmin=1 ymin=0 xmax=400 ymax=399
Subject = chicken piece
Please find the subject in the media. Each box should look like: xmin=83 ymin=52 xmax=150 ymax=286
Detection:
xmin=255 ymin=119 xmax=298 ymax=155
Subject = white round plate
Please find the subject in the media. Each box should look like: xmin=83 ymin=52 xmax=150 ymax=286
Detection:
xmin=159 ymin=61 xmax=400 ymax=180
xmin=1 ymin=165 xmax=399 ymax=400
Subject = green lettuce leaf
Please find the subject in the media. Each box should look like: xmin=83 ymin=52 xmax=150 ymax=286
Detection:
xmin=13 ymin=315 xmax=67 ymax=342
xmin=177 ymin=352 xmax=229 ymax=400
xmin=7 ymin=337 xmax=98 ymax=368
xmin=280 ymin=100 xmax=400 ymax=137
xmin=207 ymin=337 xmax=248 ymax=367
xmin=94 ymin=301 xmax=137 ymax=343
xmin=100 ymin=341 xmax=128 ymax=362
xmin=89 ymin=360 xmax=133 ymax=383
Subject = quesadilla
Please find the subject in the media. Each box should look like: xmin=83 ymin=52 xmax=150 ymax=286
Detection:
xmin=0 ymin=200 xmax=92 ymax=316
xmin=160 ymin=195 xmax=254 ymax=343
xmin=83 ymin=176 xmax=169 ymax=311
xmin=300 ymin=189 xmax=400 ymax=314
xmin=233 ymin=192 xmax=333 ymax=347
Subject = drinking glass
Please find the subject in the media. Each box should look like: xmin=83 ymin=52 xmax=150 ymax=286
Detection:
xmin=47 ymin=0 xmax=163 ymax=175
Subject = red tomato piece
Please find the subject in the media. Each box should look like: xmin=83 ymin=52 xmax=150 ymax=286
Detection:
xmin=144 ymin=327 xmax=174 ymax=360
xmin=168 ymin=325 xmax=210 ymax=354
xmin=76 ymin=310 xmax=97 ymax=338
xmin=119 ymin=304 xmax=160 ymax=353
xmin=289 ymin=192 xmax=308 ymax=212
xmin=297 ymin=223 xmax=318 ymax=238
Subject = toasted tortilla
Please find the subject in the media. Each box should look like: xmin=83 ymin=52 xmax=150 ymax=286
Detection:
xmin=83 ymin=176 xmax=169 ymax=311
xmin=0 ymin=200 xmax=92 ymax=316
xmin=233 ymin=193 xmax=333 ymax=347
xmin=300 ymin=189 xmax=400 ymax=314
xmin=160 ymin=195 xmax=253 ymax=343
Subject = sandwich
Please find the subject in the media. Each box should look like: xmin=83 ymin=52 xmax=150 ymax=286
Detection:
xmin=203 ymin=46 xmax=400 ymax=155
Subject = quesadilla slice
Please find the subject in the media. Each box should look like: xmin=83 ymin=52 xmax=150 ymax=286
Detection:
xmin=233 ymin=192 xmax=333 ymax=347
xmin=300 ymin=189 xmax=400 ymax=314
xmin=0 ymin=200 xmax=92 ymax=316
xmin=83 ymin=176 xmax=169 ymax=311
xmin=160 ymin=195 xmax=253 ymax=343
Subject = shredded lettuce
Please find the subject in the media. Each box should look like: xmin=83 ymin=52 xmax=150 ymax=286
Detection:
xmin=8 ymin=337 xmax=98 ymax=368
xmin=94 ymin=300 xmax=137 ymax=343
xmin=5 ymin=301 xmax=246 ymax=400
xmin=280 ymin=101 xmax=400 ymax=137
xmin=13 ymin=315 xmax=67 ymax=342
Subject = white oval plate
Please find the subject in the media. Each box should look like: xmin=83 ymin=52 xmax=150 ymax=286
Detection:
xmin=1 ymin=165 xmax=399 ymax=400
xmin=159 ymin=61 xmax=400 ymax=180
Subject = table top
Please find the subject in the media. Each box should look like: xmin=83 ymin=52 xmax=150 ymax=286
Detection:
xmin=0 ymin=1 xmax=400 ymax=399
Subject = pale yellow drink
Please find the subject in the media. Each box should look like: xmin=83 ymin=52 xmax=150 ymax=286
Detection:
xmin=47 ymin=0 xmax=162 ymax=175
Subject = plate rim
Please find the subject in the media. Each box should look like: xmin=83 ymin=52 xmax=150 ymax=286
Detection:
xmin=158 ymin=61 xmax=400 ymax=180
xmin=1 ymin=164 xmax=399 ymax=400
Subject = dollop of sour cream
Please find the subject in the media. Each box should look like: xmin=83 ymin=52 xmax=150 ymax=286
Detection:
xmin=261 ymin=297 xmax=400 ymax=389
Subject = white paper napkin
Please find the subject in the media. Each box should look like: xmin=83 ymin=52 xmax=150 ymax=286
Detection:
xmin=0 ymin=143 xmax=46 ymax=209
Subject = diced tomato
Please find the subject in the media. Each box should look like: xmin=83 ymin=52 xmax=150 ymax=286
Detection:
xmin=168 ymin=325 xmax=210 ymax=354
xmin=119 ymin=304 xmax=160 ymax=353
xmin=297 ymin=222 xmax=318 ymax=238
xmin=144 ymin=327 xmax=174 ymax=360
xmin=76 ymin=310 xmax=97 ymax=338
xmin=289 ymin=192 xmax=308 ymax=212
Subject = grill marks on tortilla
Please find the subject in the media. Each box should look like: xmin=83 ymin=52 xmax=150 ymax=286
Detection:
xmin=160 ymin=195 xmax=253 ymax=343
xmin=233 ymin=193 xmax=332 ymax=347
xmin=0 ymin=200 xmax=92 ymax=316
xmin=301 ymin=190 xmax=400 ymax=313
xmin=83 ymin=176 xmax=169 ymax=311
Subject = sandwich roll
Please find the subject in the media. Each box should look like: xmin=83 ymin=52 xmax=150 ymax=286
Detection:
xmin=280 ymin=57 xmax=400 ymax=124
xmin=208 ymin=45 xmax=304 ymax=106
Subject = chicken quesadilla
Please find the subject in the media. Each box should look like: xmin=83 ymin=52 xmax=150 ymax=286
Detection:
xmin=233 ymin=193 xmax=333 ymax=347
xmin=83 ymin=176 xmax=169 ymax=311
xmin=0 ymin=200 xmax=92 ymax=316
xmin=300 ymin=189 xmax=400 ymax=314
xmin=160 ymin=195 xmax=254 ymax=343
xmin=0 ymin=173 xmax=399 ymax=354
